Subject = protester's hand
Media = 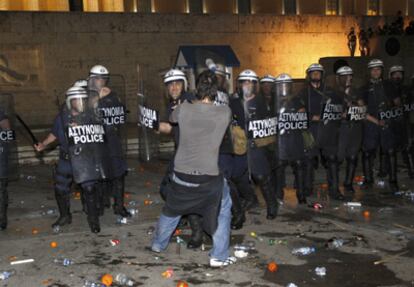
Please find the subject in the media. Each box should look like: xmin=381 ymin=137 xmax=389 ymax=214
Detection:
xmin=312 ymin=115 xmax=320 ymax=121
xmin=34 ymin=142 xmax=45 ymax=152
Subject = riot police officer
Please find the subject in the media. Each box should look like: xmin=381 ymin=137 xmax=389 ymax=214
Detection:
xmin=36 ymin=87 xmax=109 ymax=233
xmin=361 ymin=59 xmax=400 ymax=193
xmin=87 ymin=65 xmax=131 ymax=218
xmin=336 ymin=66 xmax=366 ymax=193
xmin=157 ymin=69 xmax=203 ymax=248
xmin=0 ymin=96 xmax=16 ymax=230
xmin=275 ymin=74 xmax=308 ymax=204
xmin=230 ymin=69 xmax=278 ymax=220
xmin=387 ymin=65 xmax=413 ymax=178
xmin=300 ymin=63 xmax=345 ymax=200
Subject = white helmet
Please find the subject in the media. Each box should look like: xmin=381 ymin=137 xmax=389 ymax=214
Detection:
xmin=237 ymin=69 xmax=258 ymax=82
xmin=389 ymin=65 xmax=404 ymax=77
xmin=260 ymin=74 xmax=276 ymax=83
xmin=275 ymin=73 xmax=293 ymax=83
xmin=367 ymin=59 xmax=384 ymax=69
xmin=163 ymin=69 xmax=188 ymax=91
xmin=306 ymin=63 xmax=324 ymax=75
xmin=215 ymin=63 xmax=230 ymax=78
xmin=65 ymin=86 xmax=88 ymax=110
xmin=336 ymin=66 xmax=353 ymax=76
xmin=89 ymin=65 xmax=110 ymax=79
xmin=73 ymin=79 xmax=88 ymax=89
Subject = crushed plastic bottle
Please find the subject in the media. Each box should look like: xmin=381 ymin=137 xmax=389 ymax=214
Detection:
xmin=53 ymin=258 xmax=74 ymax=266
xmin=286 ymin=283 xmax=298 ymax=287
xmin=83 ymin=280 xmax=105 ymax=287
xmin=52 ymin=225 xmax=61 ymax=233
xmin=291 ymin=247 xmax=315 ymax=256
xmin=315 ymin=266 xmax=326 ymax=277
xmin=344 ymin=202 xmax=362 ymax=207
xmin=114 ymin=273 xmax=134 ymax=286
xmin=128 ymin=208 xmax=139 ymax=216
xmin=116 ymin=217 xmax=128 ymax=224
xmin=0 ymin=269 xmax=16 ymax=280
xmin=326 ymin=238 xmax=344 ymax=249
xmin=40 ymin=209 xmax=57 ymax=216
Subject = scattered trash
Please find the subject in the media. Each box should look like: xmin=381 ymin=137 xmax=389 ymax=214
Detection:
xmin=0 ymin=269 xmax=16 ymax=280
xmin=74 ymin=192 xmax=81 ymax=200
xmin=174 ymin=229 xmax=182 ymax=236
xmin=267 ymin=262 xmax=278 ymax=273
xmin=116 ymin=217 xmax=128 ymax=225
xmin=176 ymin=280 xmax=189 ymax=287
xmin=144 ymin=200 xmax=153 ymax=206
xmin=31 ymin=228 xmax=39 ymax=235
xmin=176 ymin=236 xmax=186 ymax=244
xmin=83 ymin=280 xmax=106 ymax=287
xmin=234 ymin=250 xmax=249 ymax=258
xmin=128 ymin=200 xmax=137 ymax=206
xmin=315 ymin=267 xmax=326 ymax=277
xmin=20 ymin=174 xmax=36 ymax=180
xmin=127 ymin=208 xmax=139 ymax=216
xmin=53 ymin=258 xmax=74 ymax=266
xmin=250 ymin=232 xmax=264 ymax=242
xmin=162 ymin=268 xmax=174 ymax=278
xmin=114 ymin=273 xmax=134 ymax=286
xmin=109 ymin=239 xmax=120 ymax=246
xmin=291 ymin=247 xmax=315 ymax=256
xmin=234 ymin=241 xmax=256 ymax=252
xmin=344 ymin=202 xmax=362 ymax=207
xmin=286 ymin=283 xmax=298 ymax=287
xmin=363 ymin=210 xmax=371 ymax=218
xmin=378 ymin=207 xmax=393 ymax=213
xmin=311 ymin=203 xmax=323 ymax=210
xmin=101 ymin=274 xmax=113 ymax=286
xmin=269 ymin=239 xmax=287 ymax=246
xmin=50 ymin=241 xmax=58 ymax=248
xmin=205 ymin=273 xmax=213 ymax=277
xmin=40 ymin=209 xmax=57 ymax=216
xmin=52 ymin=225 xmax=61 ymax=233
xmin=326 ymin=238 xmax=344 ymax=249
xmin=10 ymin=259 xmax=34 ymax=265
xmin=354 ymin=175 xmax=364 ymax=185
xmin=146 ymin=226 xmax=155 ymax=235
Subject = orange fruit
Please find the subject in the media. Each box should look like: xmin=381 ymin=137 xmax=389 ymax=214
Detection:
xmin=320 ymin=183 xmax=329 ymax=190
xmin=267 ymin=261 xmax=278 ymax=272
xmin=177 ymin=281 xmax=189 ymax=287
xmin=363 ymin=210 xmax=370 ymax=218
xmin=32 ymin=228 xmax=39 ymax=235
xmin=101 ymin=274 xmax=113 ymax=286
xmin=174 ymin=229 xmax=182 ymax=236
xmin=124 ymin=193 xmax=131 ymax=199
xmin=50 ymin=241 xmax=58 ymax=248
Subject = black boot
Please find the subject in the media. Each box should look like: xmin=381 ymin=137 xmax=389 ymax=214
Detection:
xmin=292 ymin=160 xmax=307 ymax=204
xmin=361 ymin=152 xmax=374 ymax=188
xmin=234 ymin=172 xmax=258 ymax=211
xmin=52 ymin=190 xmax=72 ymax=229
xmin=275 ymin=162 xmax=286 ymax=201
xmin=327 ymin=156 xmax=345 ymax=201
xmin=96 ymin=181 xmax=105 ymax=217
xmin=101 ymin=180 xmax=112 ymax=209
xmin=387 ymin=150 xmax=399 ymax=194
xmin=229 ymin=181 xmax=245 ymax=230
xmin=377 ymin=149 xmax=388 ymax=178
xmin=304 ymin=157 xmax=316 ymax=197
xmin=0 ymin=180 xmax=8 ymax=230
xmin=344 ymin=156 xmax=357 ymax=193
xmin=84 ymin=184 xmax=100 ymax=233
xmin=402 ymin=149 xmax=414 ymax=178
xmin=255 ymin=175 xmax=278 ymax=220
xmin=187 ymin=214 xmax=203 ymax=249
xmin=112 ymin=176 xmax=131 ymax=218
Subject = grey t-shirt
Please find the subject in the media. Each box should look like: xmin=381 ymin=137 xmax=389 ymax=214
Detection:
xmin=170 ymin=101 xmax=231 ymax=176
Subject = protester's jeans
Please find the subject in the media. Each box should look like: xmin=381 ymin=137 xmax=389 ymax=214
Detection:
xmin=151 ymin=176 xmax=232 ymax=261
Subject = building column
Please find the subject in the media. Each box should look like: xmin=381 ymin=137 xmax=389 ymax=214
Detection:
xmin=237 ymin=0 xmax=250 ymax=14
xmin=83 ymin=0 xmax=100 ymax=11
xmin=187 ymin=0 xmax=202 ymax=13
xmin=137 ymin=0 xmax=152 ymax=12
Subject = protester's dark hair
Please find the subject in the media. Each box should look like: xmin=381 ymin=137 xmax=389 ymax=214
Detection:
xmin=196 ymin=70 xmax=218 ymax=102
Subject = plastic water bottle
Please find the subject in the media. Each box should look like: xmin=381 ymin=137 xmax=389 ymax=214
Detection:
xmin=114 ymin=273 xmax=134 ymax=286
xmin=116 ymin=217 xmax=128 ymax=224
xmin=53 ymin=258 xmax=74 ymax=266
xmin=128 ymin=208 xmax=139 ymax=216
xmin=83 ymin=280 xmax=105 ymax=287
xmin=146 ymin=226 xmax=155 ymax=235
xmin=286 ymin=283 xmax=298 ymax=287
xmin=327 ymin=238 xmax=344 ymax=249
xmin=0 ymin=269 xmax=16 ymax=280
xmin=315 ymin=266 xmax=326 ymax=276
xmin=292 ymin=247 xmax=315 ymax=255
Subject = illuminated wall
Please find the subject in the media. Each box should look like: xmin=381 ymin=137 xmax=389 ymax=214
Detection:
xmin=251 ymin=0 xmax=282 ymax=14
xmin=0 ymin=0 xmax=69 ymax=11
xmin=153 ymin=0 xmax=187 ymax=13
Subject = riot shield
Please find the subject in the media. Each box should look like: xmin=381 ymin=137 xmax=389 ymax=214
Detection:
xmin=0 ymin=93 xmax=18 ymax=180
xmin=67 ymin=104 xmax=110 ymax=184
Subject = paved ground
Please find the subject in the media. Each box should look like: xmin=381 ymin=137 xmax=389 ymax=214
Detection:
xmin=1 ymin=158 xmax=414 ymax=287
